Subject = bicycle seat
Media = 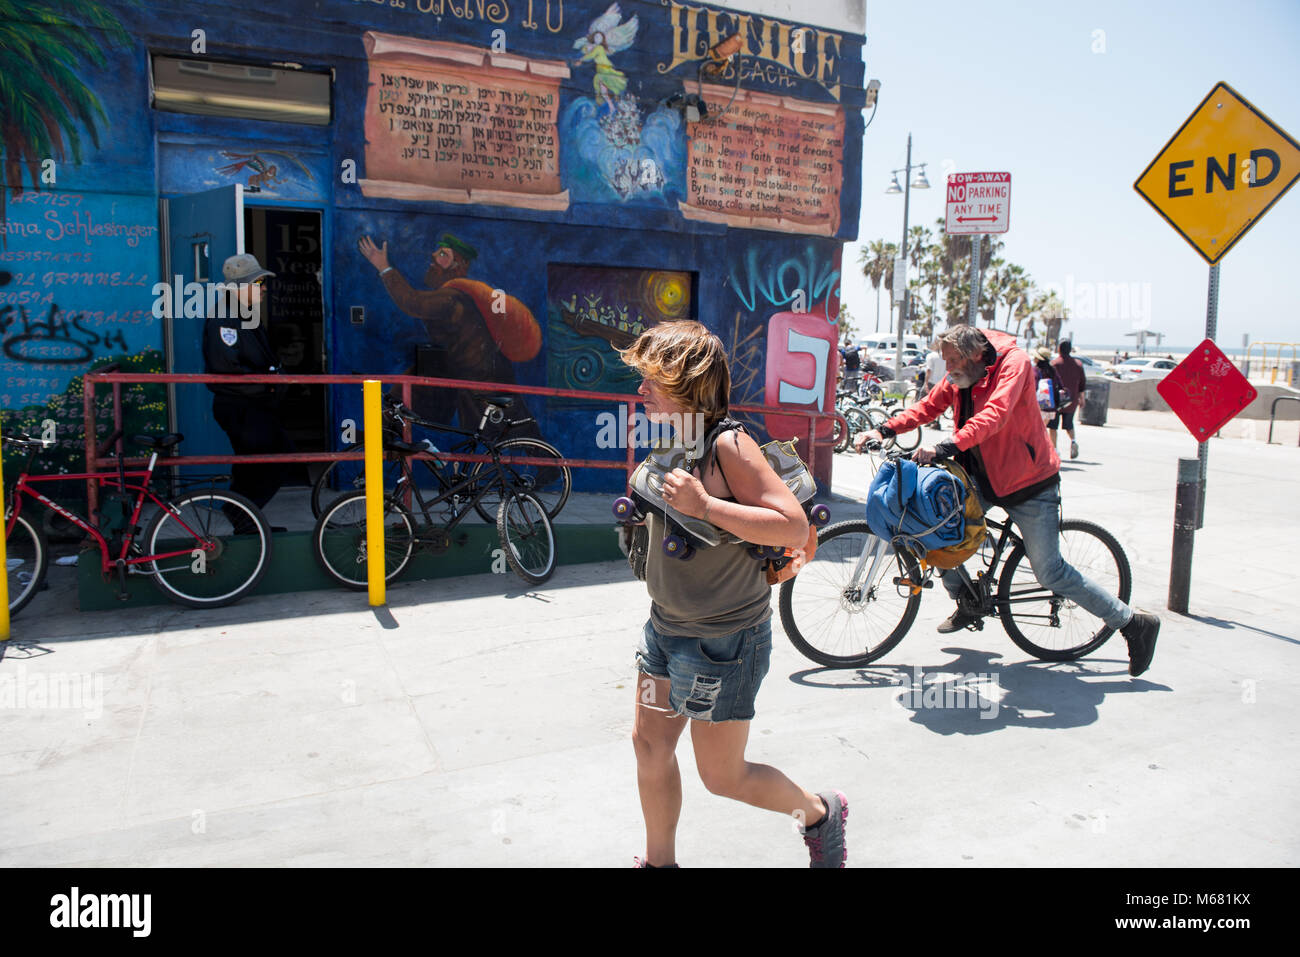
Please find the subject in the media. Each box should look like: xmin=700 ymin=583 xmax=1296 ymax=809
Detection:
xmin=480 ymin=394 xmax=516 ymax=408
xmin=134 ymin=433 xmax=184 ymax=451
xmin=384 ymin=437 xmax=424 ymax=455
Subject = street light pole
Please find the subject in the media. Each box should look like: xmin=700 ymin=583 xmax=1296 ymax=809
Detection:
xmin=887 ymin=135 xmax=928 ymax=384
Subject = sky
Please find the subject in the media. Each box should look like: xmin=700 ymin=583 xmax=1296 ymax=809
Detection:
xmin=842 ymin=0 xmax=1300 ymax=351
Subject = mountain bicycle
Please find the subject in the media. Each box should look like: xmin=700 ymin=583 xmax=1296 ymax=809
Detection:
xmin=832 ymin=390 xmax=921 ymax=454
xmin=778 ymin=446 xmax=1130 ymax=668
xmin=4 ymin=428 xmax=272 ymax=616
xmin=310 ymin=392 xmax=570 ymax=524
xmin=312 ymin=425 xmax=557 ymax=588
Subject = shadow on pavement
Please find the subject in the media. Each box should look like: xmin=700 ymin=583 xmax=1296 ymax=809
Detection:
xmin=1 ymin=560 xmax=631 ymax=646
xmin=786 ymin=645 xmax=1170 ymax=735
xmin=1186 ymin=614 xmax=1300 ymax=646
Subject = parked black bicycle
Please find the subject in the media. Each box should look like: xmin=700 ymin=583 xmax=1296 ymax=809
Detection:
xmin=312 ymin=416 xmax=558 ymax=587
xmin=311 ymin=392 xmax=571 ymax=524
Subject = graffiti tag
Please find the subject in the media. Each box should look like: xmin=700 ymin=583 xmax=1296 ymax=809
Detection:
xmin=0 ymin=302 xmax=128 ymax=365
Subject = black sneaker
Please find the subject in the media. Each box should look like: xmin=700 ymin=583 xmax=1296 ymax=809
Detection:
xmin=1121 ymin=612 xmax=1160 ymax=677
xmin=937 ymin=607 xmax=979 ymax=634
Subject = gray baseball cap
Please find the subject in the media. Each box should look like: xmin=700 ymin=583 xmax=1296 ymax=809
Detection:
xmin=222 ymin=253 xmax=275 ymax=283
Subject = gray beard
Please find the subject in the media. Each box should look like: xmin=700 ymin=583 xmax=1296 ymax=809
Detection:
xmin=948 ymin=364 xmax=986 ymax=389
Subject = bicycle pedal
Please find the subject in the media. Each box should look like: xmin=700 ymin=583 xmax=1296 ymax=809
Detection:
xmin=454 ymin=533 xmax=469 ymax=547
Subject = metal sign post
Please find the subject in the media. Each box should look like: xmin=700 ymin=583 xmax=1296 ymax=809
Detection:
xmin=967 ymin=234 xmax=982 ymax=325
xmin=1197 ymin=264 xmax=1219 ymax=528
xmin=1134 ymin=81 xmax=1298 ymax=611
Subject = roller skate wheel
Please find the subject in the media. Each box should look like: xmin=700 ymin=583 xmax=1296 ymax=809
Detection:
xmin=679 ymin=543 xmax=696 ymax=561
xmin=810 ymin=504 xmax=831 ymax=527
xmin=663 ymin=534 xmax=686 ymax=557
xmin=747 ymin=544 xmax=765 ymax=560
xmin=613 ymin=497 xmax=634 ymax=520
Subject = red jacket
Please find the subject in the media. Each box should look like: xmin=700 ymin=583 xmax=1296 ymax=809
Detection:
xmin=885 ymin=329 xmax=1060 ymax=498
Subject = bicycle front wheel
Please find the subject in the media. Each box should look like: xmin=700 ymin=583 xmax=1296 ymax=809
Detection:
xmin=778 ymin=520 xmax=922 ymax=668
xmin=6 ymin=509 xmax=49 ymax=617
xmin=997 ymin=519 xmax=1132 ymax=661
xmin=313 ymin=491 xmax=416 ymax=590
xmin=496 ymin=490 xmax=556 ymax=585
xmin=145 ymin=489 xmax=272 ymax=608
xmin=471 ymin=438 xmax=571 ymax=524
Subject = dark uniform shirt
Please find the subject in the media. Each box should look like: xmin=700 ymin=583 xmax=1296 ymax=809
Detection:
xmin=202 ymin=315 xmax=283 ymax=401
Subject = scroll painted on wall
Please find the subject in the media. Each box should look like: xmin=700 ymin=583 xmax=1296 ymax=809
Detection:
xmin=359 ymin=32 xmax=570 ymax=209
xmin=546 ymin=264 xmax=692 ymax=404
xmin=681 ymin=87 xmax=844 ymax=235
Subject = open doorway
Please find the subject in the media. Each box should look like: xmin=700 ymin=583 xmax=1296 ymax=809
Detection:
xmin=242 ymin=206 xmax=328 ymax=476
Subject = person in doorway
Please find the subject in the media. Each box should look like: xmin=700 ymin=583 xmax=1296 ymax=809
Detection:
xmin=1050 ymin=340 xmax=1087 ymax=459
xmin=622 ymin=321 xmax=848 ymax=868
xmin=853 ymin=324 xmax=1159 ymax=677
xmin=202 ymin=253 xmax=293 ymax=530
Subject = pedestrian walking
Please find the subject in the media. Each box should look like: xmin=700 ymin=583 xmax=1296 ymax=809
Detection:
xmin=621 ymin=321 xmax=849 ymax=868
xmin=1050 ymin=340 xmax=1087 ymax=459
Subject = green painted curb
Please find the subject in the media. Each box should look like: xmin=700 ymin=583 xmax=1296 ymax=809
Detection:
xmin=77 ymin=523 xmax=623 ymax=611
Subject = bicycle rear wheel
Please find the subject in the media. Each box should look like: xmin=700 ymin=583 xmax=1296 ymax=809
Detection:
xmin=145 ymin=489 xmax=272 ymax=608
xmin=471 ymin=438 xmax=571 ymax=524
xmin=496 ymin=490 xmax=556 ymax=585
xmin=5 ymin=509 xmax=48 ymax=617
xmin=313 ymin=491 xmax=416 ymax=590
xmin=778 ymin=520 xmax=922 ymax=668
xmin=997 ymin=519 xmax=1132 ymax=661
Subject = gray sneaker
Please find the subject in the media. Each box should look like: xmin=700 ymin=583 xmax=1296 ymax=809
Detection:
xmin=803 ymin=790 xmax=849 ymax=868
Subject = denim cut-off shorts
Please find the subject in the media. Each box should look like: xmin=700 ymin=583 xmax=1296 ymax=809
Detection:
xmin=635 ymin=619 xmax=772 ymax=722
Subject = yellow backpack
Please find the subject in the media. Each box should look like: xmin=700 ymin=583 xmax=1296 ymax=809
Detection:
xmin=921 ymin=459 xmax=986 ymax=570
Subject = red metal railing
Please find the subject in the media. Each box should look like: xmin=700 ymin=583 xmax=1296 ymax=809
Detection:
xmin=82 ymin=371 xmax=845 ymax=521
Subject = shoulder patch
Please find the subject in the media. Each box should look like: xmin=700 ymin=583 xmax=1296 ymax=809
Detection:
xmin=219 ymin=327 xmax=238 ymax=347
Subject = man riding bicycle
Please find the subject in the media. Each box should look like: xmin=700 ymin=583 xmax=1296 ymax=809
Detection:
xmin=853 ymin=324 xmax=1159 ymax=677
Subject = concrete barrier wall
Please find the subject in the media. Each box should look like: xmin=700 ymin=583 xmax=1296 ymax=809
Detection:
xmin=1104 ymin=378 xmax=1300 ymax=420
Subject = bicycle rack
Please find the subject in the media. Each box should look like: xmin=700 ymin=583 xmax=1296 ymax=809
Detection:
xmin=1267 ymin=395 xmax=1300 ymax=445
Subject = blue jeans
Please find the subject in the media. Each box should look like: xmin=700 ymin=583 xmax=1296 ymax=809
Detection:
xmin=635 ymin=619 xmax=772 ymax=722
xmin=940 ymin=484 xmax=1133 ymax=630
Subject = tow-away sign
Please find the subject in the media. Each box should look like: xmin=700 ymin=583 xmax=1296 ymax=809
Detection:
xmin=945 ymin=172 xmax=1011 ymax=234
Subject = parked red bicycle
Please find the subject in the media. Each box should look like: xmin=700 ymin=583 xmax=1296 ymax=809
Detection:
xmin=4 ymin=429 xmax=272 ymax=617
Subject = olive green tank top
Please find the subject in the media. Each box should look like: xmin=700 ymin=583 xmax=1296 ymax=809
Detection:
xmin=645 ymin=509 xmax=772 ymax=638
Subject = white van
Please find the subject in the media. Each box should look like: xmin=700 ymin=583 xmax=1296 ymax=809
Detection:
xmin=857 ymin=334 xmax=925 ymax=354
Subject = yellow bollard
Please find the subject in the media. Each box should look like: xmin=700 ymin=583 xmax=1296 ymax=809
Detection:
xmin=363 ymin=380 xmax=385 ymax=607
xmin=1 ymin=436 xmax=9 ymax=640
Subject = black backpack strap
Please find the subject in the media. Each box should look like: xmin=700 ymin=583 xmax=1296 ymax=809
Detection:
xmin=695 ymin=415 xmax=747 ymax=481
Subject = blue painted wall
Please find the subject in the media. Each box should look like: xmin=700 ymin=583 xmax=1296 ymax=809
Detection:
xmin=1 ymin=0 xmax=865 ymax=492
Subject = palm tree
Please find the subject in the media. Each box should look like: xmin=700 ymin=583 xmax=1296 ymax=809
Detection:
xmin=858 ymin=239 xmax=897 ymax=333
xmin=0 ymin=0 xmax=131 ymax=232
xmin=999 ymin=263 xmax=1032 ymax=336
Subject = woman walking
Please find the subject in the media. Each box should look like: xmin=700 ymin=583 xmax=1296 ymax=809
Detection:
xmin=620 ymin=321 xmax=848 ymax=868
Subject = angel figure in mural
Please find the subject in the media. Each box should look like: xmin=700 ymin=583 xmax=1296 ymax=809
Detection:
xmin=217 ymin=151 xmax=314 ymax=191
xmin=573 ymin=3 xmax=639 ymax=112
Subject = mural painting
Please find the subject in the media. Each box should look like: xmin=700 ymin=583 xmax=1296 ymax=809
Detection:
xmin=356 ymin=229 xmax=543 ymax=437
xmin=546 ymin=263 xmax=692 ymax=403
xmin=1 ymin=0 xmax=864 ymax=504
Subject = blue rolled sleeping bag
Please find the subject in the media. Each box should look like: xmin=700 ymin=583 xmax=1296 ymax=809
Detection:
xmin=865 ymin=458 xmax=966 ymax=550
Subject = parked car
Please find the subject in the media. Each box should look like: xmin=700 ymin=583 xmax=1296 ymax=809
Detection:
xmin=1115 ymin=357 xmax=1178 ymax=380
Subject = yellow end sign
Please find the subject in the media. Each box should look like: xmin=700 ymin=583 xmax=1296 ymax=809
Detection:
xmin=1135 ymin=81 xmax=1300 ymax=264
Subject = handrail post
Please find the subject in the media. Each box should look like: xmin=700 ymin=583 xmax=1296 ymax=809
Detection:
xmin=84 ymin=373 xmax=99 ymax=524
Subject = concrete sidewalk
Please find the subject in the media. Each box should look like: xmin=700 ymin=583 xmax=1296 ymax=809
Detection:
xmin=2 ymin=413 xmax=1297 ymax=867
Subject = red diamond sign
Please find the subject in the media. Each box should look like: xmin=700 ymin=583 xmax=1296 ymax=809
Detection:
xmin=1157 ymin=339 xmax=1257 ymax=440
